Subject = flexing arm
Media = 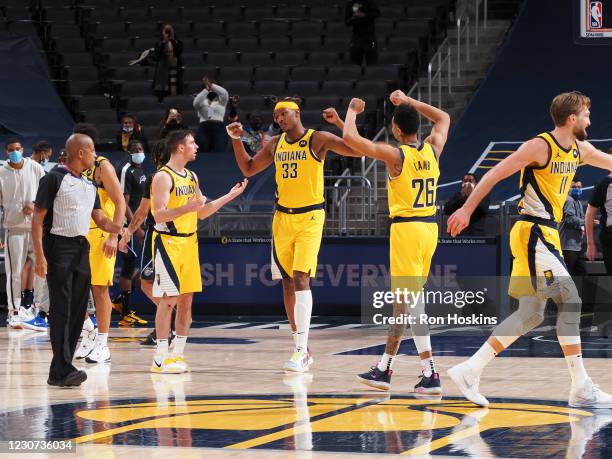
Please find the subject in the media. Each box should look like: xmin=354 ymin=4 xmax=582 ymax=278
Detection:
xmin=151 ymin=171 xmax=203 ymax=224
xmin=389 ymin=90 xmax=450 ymax=158
xmin=343 ymin=98 xmax=402 ymax=170
xmin=312 ymin=130 xmax=363 ymax=160
xmin=227 ymin=122 xmax=275 ymax=176
xmin=32 ymin=206 xmax=47 ymax=277
xmin=585 ymin=204 xmax=598 ymax=261
xmin=579 ymin=141 xmax=612 ymax=170
xmin=322 ymin=107 xmax=345 ymax=131
xmin=447 ymin=138 xmax=550 ymax=236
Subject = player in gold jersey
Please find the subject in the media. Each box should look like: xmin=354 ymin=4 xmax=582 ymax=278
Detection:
xmin=336 ymin=91 xmax=450 ymax=392
xmin=75 ymin=145 xmax=126 ymax=364
xmin=447 ymin=91 xmax=612 ymax=408
xmin=150 ymin=130 xmax=246 ymax=373
xmin=226 ymin=98 xmax=361 ymax=372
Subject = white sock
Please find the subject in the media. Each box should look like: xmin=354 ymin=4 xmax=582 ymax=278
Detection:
xmin=172 ymin=336 xmax=187 ymax=356
xmin=82 ymin=316 xmax=94 ymax=331
xmin=294 ymin=290 xmax=313 ymax=352
xmin=420 ymin=357 xmax=436 ymax=377
xmin=292 ymin=331 xmax=297 ymax=348
xmin=467 ymin=342 xmax=497 ymax=374
xmin=565 ymin=353 xmax=588 ymax=388
xmin=156 ymin=339 xmax=169 ymax=359
xmin=377 ymin=353 xmax=394 ymax=372
xmin=96 ymin=332 xmax=108 ymax=346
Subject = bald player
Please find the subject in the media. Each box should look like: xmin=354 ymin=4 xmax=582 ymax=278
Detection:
xmin=33 ymin=134 xmax=122 ymax=386
xmin=227 ymin=98 xmax=362 ymax=373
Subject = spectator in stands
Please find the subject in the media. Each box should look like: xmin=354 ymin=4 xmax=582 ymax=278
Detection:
xmin=115 ymin=114 xmax=148 ymax=153
xmin=241 ymin=115 xmax=268 ymax=154
xmin=193 ymin=77 xmax=229 ymax=152
xmin=560 ymin=180 xmax=586 ymax=275
xmin=157 ymin=108 xmax=188 ymax=139
xmin=345 ymin=0 xmax=380 ymax=66
xmin=31 ymin=141 xmax=53 ymax=170
xmin=153 ymin=24 xmax=183 ymax=100
xmin=586 ymin=171 xmax=612 ymax=273
xmin=58 ymin=150 xmax=67 ymax=165
xmin=443 ymin=173 xmax=489 ymax=235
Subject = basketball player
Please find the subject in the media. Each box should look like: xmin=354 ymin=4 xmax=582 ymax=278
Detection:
xmin=75 ymin=143 xmax=126 ymax=364
xmin=150 ymin=130 xmax=246 ymax=373
xmin=447 ymin=91 xmax=612 ymax=408
xmin=338 ymin=92 xmax=450 ymax=392
xmin=119 ymin=140 xmax=174 ymax=345
xmin=226 ymin=98 xmax=361 ymax=372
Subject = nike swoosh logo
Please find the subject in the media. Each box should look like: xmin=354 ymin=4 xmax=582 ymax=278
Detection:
xmin=462 ymin=374 xmax=476 ymax=390
xmin=154 ymin=360 xmax=162 ymax=368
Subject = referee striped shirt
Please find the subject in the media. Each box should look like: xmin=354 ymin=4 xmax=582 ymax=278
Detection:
xmin=34 ymin=166 xmax=100 ymax=237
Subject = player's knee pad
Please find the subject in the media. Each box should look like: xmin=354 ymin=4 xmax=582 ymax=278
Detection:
xmin=555 ymin=279 xmax=581 ymax=338
xmin=495 ymin=296 xmax=545 ymax=337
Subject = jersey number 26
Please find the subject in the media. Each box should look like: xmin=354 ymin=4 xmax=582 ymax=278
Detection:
xmin=412 ymin=178 xmax=435 ymax=208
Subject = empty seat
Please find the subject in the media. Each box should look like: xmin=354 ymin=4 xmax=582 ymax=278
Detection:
xmin=291 ymin=20 xmax=325 ymax=36
xmin=194 ymin=37 xmax=227 ymax=51
xmin=65 ymin=65 xmax=99 ymax=80
xmin=380 ymin=6 xmax=406 ymax=18
xmin=308 ymin=51 xmax=339 ymax=66
xmin=225 ymin=21 xmax=257 ymax=36
xmin=205 ymin=51 xmax=238 ymax=66
xmin=377 ymin=50 xmax=412 ymax=65
xmin=48 ymin=24 xmax=81 ymax=38
xmin=77 ymin=95 xmax=113 ymax=110
xmin=290 ymin=65 xmax=326 ymax=81
xmin=62 ymin=52 xmax=95 ymax=66
xmin=149 ymin=7 xmax=181 ymax=22
xmin=136 ymin=109 xmax=165 ymax=126
xmin=320 ymin=80 xmax=354 ymax=96
xmin=121 ymin=80 xmax=154 ymax=97
xmin=323 ymin=36 xmax=349 ymax=51
xmin=210 ymin=6 xmax=243 ymax=19
xmin=84 ymin=109 xmax=118 ymax=124
xmin=254 ymin=65 xmax=289 ymax=81
xmin=259 ymin=36 xmax=291 ymax=51
xmin=362 ymin=65 xmax=400 ymax=82
xmin=96 ymin=124 xmax=119 ymax=142
xmin=112 ymin=66 xmax=152 ymax=81
xmin=70 ymin=80 xmax=103 ymax=95
xmin=291 ymin=36 xmax=323 ymax=51
xmin=93 ymin=23 xmax=128 ymax=38
xmin=275 ymin=6 xmax=306 ymax=19
xmin=386 ymin=36 xmax=420 ymax=51
xmin=120 ymin=9 xmax=151 ymax=24
xmin=183 ymin=65 xmax=218 ymax=81
xmin=243 ymin=6 xmax=274 ymax=20
xmin=132 ymin=37 xmax=157 ymax=50
xmin=324 ymin=21 xmax=350 ymax=38
xmin=126 ymin=96 xmax=162 ymax=111
xmin=127 ymin=23 xmax=159 ymax=38
xmin=300 ymin=109 xmax=324 ymax=127
xmin=274 ymin=51 xmax=305 ymax=66
xmin=191 ymin=21 xmax=225 ymax=37
xmin=105 ymin=52 xmax=138 ymax=67
xmin=355 ymin=80 xmax=387 ymax=96
xmin=303 ymin=95 xmax=341 ymax=110
xmin=163 ymin=95 xmax=194 ymax=112
xmin=227 ymin=36 xmax=259 ymax=52
xmin=309 ymin=6 xmax=341 ymax=20
xmin=54 ymin=38 xmax=88 ymax=53
xmin=252 ymin=80 xmax=285 ymax=95
xmin=218 ymin=65 xmax=253 ymax=82
xmin=181 ymin=51 xmax=205 ymax=66
xmin=287 ymin=81 xmax=320 ymax=96
xmin=257 ymin=19 xmax=290 ymax=37
xmin=98 ymin=38 xmax=132 ymax=53
xmin=326 ymin=65 xmax=362 ymax=81
xmin=222 ymin=80 xmax=252 ymax=95
xmin=234 ymin=95 xmax=267 ymax=111
xmin=240 ymin=51 xmax=272 ymax=65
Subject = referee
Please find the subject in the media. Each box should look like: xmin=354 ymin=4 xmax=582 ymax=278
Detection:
xmin=32 ymin=134 xmax=122 ymax=387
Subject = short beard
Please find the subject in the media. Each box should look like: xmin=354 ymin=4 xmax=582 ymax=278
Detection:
xmin=575 ymin=128 xmax=587 ymax=141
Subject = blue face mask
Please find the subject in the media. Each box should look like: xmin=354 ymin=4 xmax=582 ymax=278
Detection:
xmin=570 ymin=187 xmax=582 ymax=199
xmin=40 ymin=158 xmax=48 ymax=167
xmin=131 ymin=152 xmax=145 ymax=164
xmin=8 ymin=150 xmax=23 ymax=164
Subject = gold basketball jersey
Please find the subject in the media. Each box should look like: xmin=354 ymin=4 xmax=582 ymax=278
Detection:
xmin=518 ymin=132 xmax=580 ymax=223
xmin=83 ymin=156 xmax=115 ymax=226
xmin=273 ymin=129 xmax=324 ymax=209
xmin=152 ymin=165 xmax=198 ymax=235
xmin=388 ymin=143 xmax=440 ymax=218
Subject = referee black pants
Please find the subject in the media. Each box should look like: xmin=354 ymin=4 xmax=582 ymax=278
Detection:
xmin=600 ymin=229 xmax=612 ymax=274
xmin=44 ymin=234 xmax=91 ymax=380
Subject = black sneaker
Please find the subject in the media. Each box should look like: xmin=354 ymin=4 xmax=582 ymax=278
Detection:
xmin=140 ymin=330 xmax=156 ymax=346
xmin=356 ymin=366 xmax=392 ymax=391
xmin=414 ymin=372 xmax=442 ymax=394
xmin=62 ymin=370 xmax=88 ymax=387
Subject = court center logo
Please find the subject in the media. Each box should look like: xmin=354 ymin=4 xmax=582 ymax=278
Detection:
xmin=3 ymin=391 xmax=596 ymax=455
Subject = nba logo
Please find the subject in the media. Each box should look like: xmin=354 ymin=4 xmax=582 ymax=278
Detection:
xmin=590 ymin=1 xmax=603 ymax=28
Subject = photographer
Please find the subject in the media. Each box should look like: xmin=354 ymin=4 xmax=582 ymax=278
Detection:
xmin=153 ymin=24 xmax=183 ymax=100
xmin=157 ymin=108 xmax=188 ymax=140
xmin=193 ymin=77 xmax=229 ymax=152
xmin=444 ymin=173 xmax=489 ymax=236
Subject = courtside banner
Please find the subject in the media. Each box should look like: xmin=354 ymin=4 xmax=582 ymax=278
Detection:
xmin=190 ymin=236 xmax=500 ymax=306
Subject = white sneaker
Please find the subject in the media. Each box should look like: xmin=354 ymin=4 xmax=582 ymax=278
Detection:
xmin=150 ymin=356 xmax=183 ymax=374
xmin=8 ymin=314 xmax=23 ymax=329
xmin=172 ymin=356 xmax=189 ymax=373
xmin=283 ymin=349 xmax=310 ymax=373
xmin=85 ymin=343 xmax=111 ymax=364
xmin=569 ymin=378 xmax=612 ymax=408
xmin=447 ymin=362 xmax=489 ymax=407
xmin=18 ymin=306 xmax=35 ymax=321
xmin=76 ymin=329 xmax=98 ymax=360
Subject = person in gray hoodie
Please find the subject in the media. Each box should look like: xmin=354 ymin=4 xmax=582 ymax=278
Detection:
xmin=0 ymin=139 xmax=45 ymax=329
